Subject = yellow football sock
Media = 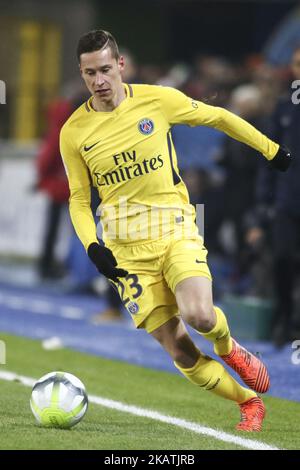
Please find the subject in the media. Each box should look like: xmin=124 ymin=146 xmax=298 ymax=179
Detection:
xmin=174 ymin=354 xmax=256 ymax=403
xmin=200 ymin=306 xmax=232 ymax=356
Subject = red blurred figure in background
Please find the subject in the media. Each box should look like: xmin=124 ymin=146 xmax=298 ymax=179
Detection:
xmin=35 ymin=99 xmax=72 ymax=279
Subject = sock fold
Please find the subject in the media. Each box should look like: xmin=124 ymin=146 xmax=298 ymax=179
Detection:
xmin=201 ymin=306 xmax=232 ymax=356
xmin=174 ymin=353 xmax=256 ymax=403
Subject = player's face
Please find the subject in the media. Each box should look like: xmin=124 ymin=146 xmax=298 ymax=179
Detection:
xmin=79 ymin=47 xmax=124 ymax=102
xmin=291 ymin=50 xmax=300 ymax=79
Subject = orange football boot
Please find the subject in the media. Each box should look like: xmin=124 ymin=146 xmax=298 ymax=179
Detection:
xmin=221 ymin=339 xmax=270 ymax=393
xmin=236 ymin=397 xmax=266 ymax=432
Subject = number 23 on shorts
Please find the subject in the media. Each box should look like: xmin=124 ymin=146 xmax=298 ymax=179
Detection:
xmin=113 ymin=273 xmax=143 ymax=308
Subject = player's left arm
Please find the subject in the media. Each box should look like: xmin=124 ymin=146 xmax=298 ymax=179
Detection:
xmin=158 ymin=86 xmax=292 ymax=171
xmin=197 ymin=102 xmax=291 ymax=171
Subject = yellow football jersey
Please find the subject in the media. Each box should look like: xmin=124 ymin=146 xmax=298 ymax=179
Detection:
xmin=60 ymin=84 xmax=279 ymax=249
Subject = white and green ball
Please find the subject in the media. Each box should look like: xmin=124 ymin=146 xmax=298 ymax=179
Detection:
xmin=30 ymin=371 xmax=88 ymax=428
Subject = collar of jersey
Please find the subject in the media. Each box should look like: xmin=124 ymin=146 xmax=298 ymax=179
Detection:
xmin=86 ymin=83 xmax=133 ymax=114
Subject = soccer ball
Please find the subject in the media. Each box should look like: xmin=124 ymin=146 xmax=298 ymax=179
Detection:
xmin=30 ymin=371 xmax=88 ymax=428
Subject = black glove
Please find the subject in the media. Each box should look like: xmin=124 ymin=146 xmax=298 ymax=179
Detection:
xmin=269 ymin=146 xmax=292 ymax=171
xmin=87 ymin=243 xmax=128 ymax=282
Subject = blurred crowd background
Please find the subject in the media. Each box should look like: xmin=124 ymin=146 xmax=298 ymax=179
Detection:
xmin=1 ymin=0 xmax=300 ymax=347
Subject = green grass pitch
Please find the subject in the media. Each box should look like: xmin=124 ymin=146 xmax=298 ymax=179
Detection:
xmin=0 ymin=332 xmax=299 ymax=450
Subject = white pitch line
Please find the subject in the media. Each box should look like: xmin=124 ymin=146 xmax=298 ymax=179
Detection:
xmin=0 ymin=370 xmax=281 ymax=451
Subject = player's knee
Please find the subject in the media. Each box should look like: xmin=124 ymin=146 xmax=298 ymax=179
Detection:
xmin=181 ymin=301 xmax=215 ymax=332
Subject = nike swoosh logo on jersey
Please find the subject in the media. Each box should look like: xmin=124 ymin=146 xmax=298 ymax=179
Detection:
xmin=195 ymin=259 xmax=205 ymax=264
xmin=84 ymin=141 xmax=100 ymax=152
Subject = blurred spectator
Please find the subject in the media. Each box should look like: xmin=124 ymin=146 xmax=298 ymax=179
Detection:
xmin=247 ymin=47 xmax=300 ymax=347
xmin=263 ymin=5 xmax=300 ymax=66
xmin=181 ymin=168 xmax=224 ymax=255
xmin=139 ymin=64 xmax=165 ymax=85
xmin=35 ymin=82 xmax=91 ymax=279
xmin=250 ymin=61 xmax=281 ymax=116
xmin=217 ymin=84 xmax=267 ymax=284
xmin=68 ymin=186 xmax=124 ymax=323
xmin=157 ymin=63 xmax=190 ymax=88
xmin=35 ymin=98 xmax=72 ymax=279
xmin=119 ymin=48 xmax=140 ymax=83
xmin=194 ymin=54 xmax=239 ymax=106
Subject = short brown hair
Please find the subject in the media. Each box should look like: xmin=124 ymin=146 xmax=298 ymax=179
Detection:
xmin=77 ymin=30 xmax=120 ymax=62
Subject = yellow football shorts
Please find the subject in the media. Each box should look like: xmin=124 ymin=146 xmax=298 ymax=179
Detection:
xmin=107 ymin=235 xmax=212 ymax=333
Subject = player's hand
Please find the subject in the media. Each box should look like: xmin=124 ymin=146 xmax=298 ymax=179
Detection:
xmin=269 ymin=145 xmax=292 ymax=171
xmin=87 ymin=243 xmax=128 ymax=282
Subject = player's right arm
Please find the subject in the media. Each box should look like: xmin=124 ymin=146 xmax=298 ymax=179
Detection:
xmin=59 ymin=126 xmax=128 ymax=281
xmin=59 ymin=126 xmax=98 ymax=251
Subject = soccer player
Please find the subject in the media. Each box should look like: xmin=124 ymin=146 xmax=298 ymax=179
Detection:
xmin=60 ymin=30 xmax=292 ymax=432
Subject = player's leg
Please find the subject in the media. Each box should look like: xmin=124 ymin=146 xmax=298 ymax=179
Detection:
xmin=175 ymin=276 xmax=230 ymax=353
xmin=175 ymin=276 xmax=270 ymax=394
xmin=163 ymin=237 xmax=270 ymax=394
xmin=108 ymin=238 xmax=265 ymax=430
xmin=148 ymin=315 xmax=265 ymax=431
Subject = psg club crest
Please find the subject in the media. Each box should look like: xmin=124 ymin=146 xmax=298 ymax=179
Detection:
xmin=127 ymin=301 xmax=139 ymax=315
xmin=138 ymin=118 xmax=154 ymax=135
